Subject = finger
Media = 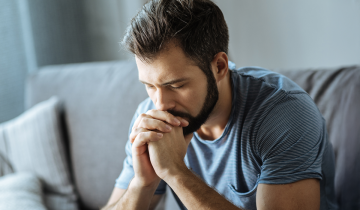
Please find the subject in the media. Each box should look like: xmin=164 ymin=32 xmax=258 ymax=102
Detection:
xmin=130 ymin=127 xmax=147 ymax=144
xmin=132 ymin=113 xmax=148 ymax=131
xmin=175 ymin=117 xmax=189 ymax=127
xmin=138 ymin=117 xmax=173 ymax=133
xmin=132 ymin=131 xmax=163 ymax=147
xmin=130 ymin=127 xmax=164 ymax=144
xmin=146 ymin=109 xmax=181 ymax=126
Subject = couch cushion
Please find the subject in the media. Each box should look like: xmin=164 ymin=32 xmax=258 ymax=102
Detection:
xmin=0 ymin=96 xmax=78 ymax=210
xmin=0 ymin=172 xmax=47 ymax=210
xmin=25 ymin=60 xmax=148 ymax=209
xmin=274 ymin=66 xmax=360 ymax=209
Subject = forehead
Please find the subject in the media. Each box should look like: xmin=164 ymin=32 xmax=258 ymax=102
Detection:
xmin=136 ymin=44 xmax=202 ymax=84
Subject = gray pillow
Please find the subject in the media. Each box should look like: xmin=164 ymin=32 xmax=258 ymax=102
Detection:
xmin=0 ymin=96 xmax=78 ymax=210
xmin=0 ymin=172 xmax=47 ymax=210
xmin=0 ymin=125 xmax=14 ymax=176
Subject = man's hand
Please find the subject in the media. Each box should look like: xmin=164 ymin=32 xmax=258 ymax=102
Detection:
xmin=148 ymin=126 xmax=193 ymax=180
xmin=129 ymin=110 xmax=189 ymax=188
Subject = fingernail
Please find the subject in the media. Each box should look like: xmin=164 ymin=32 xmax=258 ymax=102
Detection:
xmin=165 ymin=125 xmax=172 ymax=131
xmin=157 ymin=133 xmax=163 ymax=138
xmin=181 ymin=119 xmax=189 ymax=126
xmin=174 ymin=118 xmax=181 ymax=125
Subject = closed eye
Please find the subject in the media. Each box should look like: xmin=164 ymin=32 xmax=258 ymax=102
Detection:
xmin=145 ymin=84 xmax=155 ymax=89
xmin=170 ymin=84 xmax=184 ymax=89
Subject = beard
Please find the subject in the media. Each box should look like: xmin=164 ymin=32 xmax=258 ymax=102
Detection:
xmin=167 ymin=66 xmax=219 ymax=136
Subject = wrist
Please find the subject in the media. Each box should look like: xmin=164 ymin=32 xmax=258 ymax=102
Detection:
xmin=115 ymin=177 xmax=160 ymax=210
xmin=131 ymin=176 xmax=160 ymax=192
xmin=162 ymin=162 xmax=190 ymax=183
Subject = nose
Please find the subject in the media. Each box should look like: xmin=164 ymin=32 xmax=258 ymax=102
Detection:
xmin=155 ymin=88 xmax=175 ymax=111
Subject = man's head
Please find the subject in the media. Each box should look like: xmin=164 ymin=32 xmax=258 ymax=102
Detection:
xmin=122 ymin=0 xmax=229 ymax=135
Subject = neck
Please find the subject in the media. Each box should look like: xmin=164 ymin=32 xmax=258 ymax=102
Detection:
xmin=197 ymin=71 xmax=233 ymax=140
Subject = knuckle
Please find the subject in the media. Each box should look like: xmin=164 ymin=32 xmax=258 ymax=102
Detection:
xmin=149 ymin=109 xmax=157 ymax=116
xmin=132 ymin=136 xmax=139 ymax=144
xmin=164 ymin=111 xmax=171 ymax=118
xmin=135 ymin=127 xmax=145 ymax=133
xmin=130 ymin=132 xmax=135 ymax=138
xmin=161 ymin=121 xmax=169 ymax=130
xmin=129 ymin=131 xmax=135 ymax=137
xmin=137 ymin=132 xmax=145 ymax=139
xmin=159 ymin=120 xmax=166 ymax=127
xmin=139 ymin=118 xmax=148 ymax=127
xmin=139 ymin=118 xmax=145 ymax=126
xmin=165 ymin=111 xmax=174 ymax=120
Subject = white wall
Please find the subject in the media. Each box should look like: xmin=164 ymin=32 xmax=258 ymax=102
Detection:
xmin=82 ymin=0 xmax=146 ymax=61
xmin=214 ymin=0 xmax=360 ymax=69
xmin=80 ymin=0 xmax=360 ymax=69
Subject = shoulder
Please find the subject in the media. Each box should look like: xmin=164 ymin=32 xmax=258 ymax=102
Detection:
xmin=256 ymin=90 xmax=324 ymax=139
xmin=229 ymin=61 xmax=304 ymax=94
xmin=228 ymin=61 xmax=322 ymax=128
xmin=256 ymin=92 xmax=325 ymax=160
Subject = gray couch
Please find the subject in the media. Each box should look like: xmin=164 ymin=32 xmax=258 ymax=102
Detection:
xmin=9 ymin=60 xmax=360 ymax=209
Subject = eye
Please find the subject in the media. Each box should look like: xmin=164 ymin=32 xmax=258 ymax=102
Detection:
xmin=171 ymin=84 xmax=184 ymax=89
xmin=145 ymin=84 xmax=155 ymax=89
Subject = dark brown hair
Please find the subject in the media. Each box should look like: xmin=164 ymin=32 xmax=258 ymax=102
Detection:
xmin=121 ymin=0 xmax=229 ymax=75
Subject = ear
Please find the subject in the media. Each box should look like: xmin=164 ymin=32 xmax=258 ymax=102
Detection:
xmin=211 ymin=52 xmax=229 ymax=83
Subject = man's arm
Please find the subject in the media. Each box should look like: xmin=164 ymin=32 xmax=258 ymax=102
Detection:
xmin=101 ymin=183 xmax=163 ymax=210
xmin=257 ymin=179 xmax=320 ymax=210
xmin=164 ymin=164 xmax=320 ymax=210
xmin=165 ymin=166 xmax=240 ymax=210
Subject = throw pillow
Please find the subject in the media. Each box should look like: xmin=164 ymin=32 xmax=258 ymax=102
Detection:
xmin=0 ymin=96 xmax=78 ymax=210
xmin=0 ymin=172 xmax=47 ymax=210
xmin=0 ymin=125 xmax=13 ymax=176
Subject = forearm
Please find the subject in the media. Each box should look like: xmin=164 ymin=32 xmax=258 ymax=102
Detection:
xmin=102 ymin=178 xmax=158 ymax=210
xmin=165 ymin=167 xmax=242 ymax=210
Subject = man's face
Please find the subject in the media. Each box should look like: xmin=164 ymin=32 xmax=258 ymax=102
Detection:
xmin=136 ymin=44 xmax=219 ymax=136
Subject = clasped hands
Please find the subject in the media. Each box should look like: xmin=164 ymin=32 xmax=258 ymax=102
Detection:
xmin=129 ymin=109 xmax=192 ymax=188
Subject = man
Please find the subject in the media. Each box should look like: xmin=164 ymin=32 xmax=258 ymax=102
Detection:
xmin=102 ymin=0 xmax=337 ymax=209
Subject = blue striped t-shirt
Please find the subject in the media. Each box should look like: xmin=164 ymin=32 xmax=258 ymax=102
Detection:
xmin=115 ymin=62 xmax=337 ymax=210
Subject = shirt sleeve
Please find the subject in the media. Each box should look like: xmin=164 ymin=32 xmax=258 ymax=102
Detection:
xmin=114 ymin=102 xmax=167 ymax=194
xmin=256 ymin=92 xmax=326 ymax=184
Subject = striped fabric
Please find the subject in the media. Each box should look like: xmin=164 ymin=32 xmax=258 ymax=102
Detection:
xmin=0 ymin=96 xmax=78 ymax=210
xmin=0 ymin=172 xmax=47 ymax=210
xmin=116 ymin=62 xmax=337 ymax=210
xmin=0 ymin=125 xmax=14 ymax=176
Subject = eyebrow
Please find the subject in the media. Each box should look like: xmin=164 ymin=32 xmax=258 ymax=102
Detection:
xmin=139 ymin=78 xmax=190 ymax=86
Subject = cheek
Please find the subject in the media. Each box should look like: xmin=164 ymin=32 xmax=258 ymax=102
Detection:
xmin=146 ymin=88 xmax=158 ymax=105
xmin=177 ymin=84 xmax=207 ymax=115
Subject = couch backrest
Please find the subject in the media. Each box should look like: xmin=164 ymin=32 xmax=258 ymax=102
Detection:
xmin=25 ymin=60 xmax=149 ymax=209
xmin=275 ymin=66 xmax=360 ymax=209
